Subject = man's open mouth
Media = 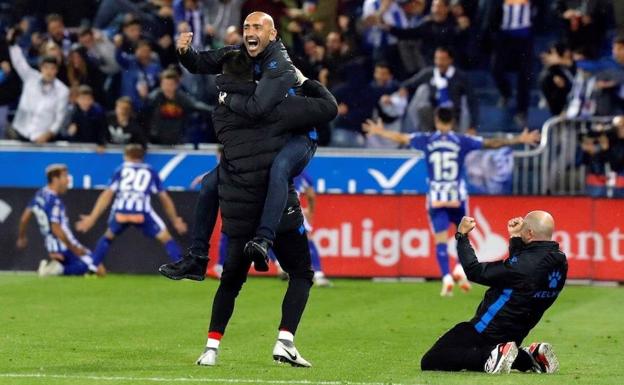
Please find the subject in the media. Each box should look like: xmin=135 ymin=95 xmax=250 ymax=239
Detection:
xmin=246 ymin=38 xmax=259 ymax=49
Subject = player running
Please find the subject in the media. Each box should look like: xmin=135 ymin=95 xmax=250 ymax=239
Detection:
xmin=75 ymin=144 xmax=187 ymax=265
xmin=363 ymin=107 xmax=540 ymax=296
xmin=16 ymin=164 xmax=101 ymax=276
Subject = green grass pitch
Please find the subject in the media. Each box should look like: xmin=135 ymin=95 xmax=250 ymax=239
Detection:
xmin=0 ymin=274 xmax=622 ymax=385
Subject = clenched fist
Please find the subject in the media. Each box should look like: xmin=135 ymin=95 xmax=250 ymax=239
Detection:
xmin=458 ymin=216 xmax=476 ymax=235
xmin=176 ymin=32 xmax=193 ymax=53
xmin=507 ymin=217 xmax=523 ymax=237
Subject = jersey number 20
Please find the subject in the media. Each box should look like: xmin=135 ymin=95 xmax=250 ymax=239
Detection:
xmin=119 ymin=168 xmax=151 ymax=192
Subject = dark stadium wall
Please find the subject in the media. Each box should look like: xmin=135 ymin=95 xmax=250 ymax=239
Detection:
xmin=0 ymin=188 xmax=196 ymax=274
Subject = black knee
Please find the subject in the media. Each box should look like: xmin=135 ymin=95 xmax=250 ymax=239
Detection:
xmin=287 ymin=269 xmax=314 ymax=286
xmin=219 ymin=272 xmax=247 ymax=295
xmin=420 ymin=349 xmax=437 ymax=371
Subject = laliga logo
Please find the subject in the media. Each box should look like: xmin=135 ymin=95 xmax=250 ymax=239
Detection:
xmin=448 ymin=207 xmax=508 ymax=262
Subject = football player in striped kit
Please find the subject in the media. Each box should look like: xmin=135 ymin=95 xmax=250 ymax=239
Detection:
xmin=363 ymin=107 xmax=539 ymax=296
xmin=76 ymin=144 xmax=187 ymax=265
xmin=17 ymin=164 xmax=101 ymax=276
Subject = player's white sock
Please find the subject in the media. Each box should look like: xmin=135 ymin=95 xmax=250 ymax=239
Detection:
xmin=206 ymin=331 xmax=222 ymax=349
xmin=278 ymin=330 xmax=294 ymax=342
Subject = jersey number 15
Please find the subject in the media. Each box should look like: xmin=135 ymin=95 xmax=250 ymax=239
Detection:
xmin=429 ymin=152 xmax=458 ymax=181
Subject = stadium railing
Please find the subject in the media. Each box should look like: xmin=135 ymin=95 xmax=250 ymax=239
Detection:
xmin=512 ymin=116 xmax=615 ymax=196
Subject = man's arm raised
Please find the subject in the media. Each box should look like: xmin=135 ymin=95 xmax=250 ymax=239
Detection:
xmin=176 ymin=32 xmax=237 ymax=74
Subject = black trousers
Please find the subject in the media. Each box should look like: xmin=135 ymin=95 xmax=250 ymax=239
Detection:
xmin=208 ymin=228 xmax=314 ymax=335
xmin=421 ymin=322 xmax=534 ymax=372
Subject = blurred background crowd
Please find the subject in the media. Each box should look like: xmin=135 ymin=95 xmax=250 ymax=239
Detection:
xmin=0 ymin=0 xmax=623 ymax=166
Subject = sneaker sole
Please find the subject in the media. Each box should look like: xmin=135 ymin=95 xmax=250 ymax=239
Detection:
xmin=273 ymin=354 xmax=310 ymax=368
xmin=494 ymin=343 xmax=518 ymax=374
xmin=158 ymin=267 xmax=205 ymax=281
xmin=245 ymin=243 xmax=269 ymax=272
xmin=539 ymin=343 xmax=559 ymax=374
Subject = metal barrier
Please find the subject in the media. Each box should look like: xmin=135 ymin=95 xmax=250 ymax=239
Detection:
xmin=512 ymin=116 xmax=614 ymax=195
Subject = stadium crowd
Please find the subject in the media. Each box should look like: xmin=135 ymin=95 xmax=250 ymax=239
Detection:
xmin=0 ymin=0 xmax=622 ymax=166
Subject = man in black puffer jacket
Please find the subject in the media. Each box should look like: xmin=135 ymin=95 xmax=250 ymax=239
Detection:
xmin=192 ymin=51 xmax=337 ymax=368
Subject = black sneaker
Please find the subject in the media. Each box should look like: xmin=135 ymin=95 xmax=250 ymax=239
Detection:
xmin=159 ymin=252 xmax=208 ymax=281
xmin=244 ymin=237 xmax=271 ymax=272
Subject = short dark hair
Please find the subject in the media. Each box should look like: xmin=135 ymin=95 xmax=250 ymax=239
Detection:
xmin=614 ymin=32 xmax=624 ymax=46
xmin=39 ymin=55 xmax=59 ymax=68
xmin=78 ymin=26 xmax=93 ymax=37
xmin=374 ymin=61 xmax=392 ymax=72
xmin=46 ymin=13 xmax=63 ymax=25
xmin=77 ymin=85 xmax=94 ymax=96
xmin=221 ymin=50 xmax=253 ymax=81
xmin=435 ymin=107 xmax=455 ymax=123
xmin=123 ymin=15 xmax=142 ymax=28
xmin=136 ymin=39 xmax=152 ymax=50
xmin=160 ymin=68 xmax=180 ymax=82
xmin=124 ymin=144 xmax=145 ymax=160
xmin=116 ymin=96 xmax=133 ymax=109
xmin=46 ymin=164 xmax=67 ymax=183
xmin=435 ymin=46 xmax=455 ymax=59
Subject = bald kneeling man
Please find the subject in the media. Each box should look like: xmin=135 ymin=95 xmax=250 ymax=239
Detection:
xmin=421 ymin=211 xmax=568 ymax=374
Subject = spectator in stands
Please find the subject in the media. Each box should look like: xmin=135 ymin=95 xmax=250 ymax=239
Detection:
xmin=361 ymin=0 xmax=405 ymax=76
xmin=173 ymin=0 xmax=209 ymax=49
xmin=594 ymin=34 xmax=624 ymax=116
xmin=539 ymin=42 xmax=574 ymax=115
xmin=580 ymin=128 xmax=609 ymax=197
xmin=554 ymin=0 xmax=612 ymax=59
xmin=144 ymin=68 xmax=213 ymax=145
xmin=401 ymin=46 xmax=478 ymax=133
xmin=383 ymin=0 xmax=472 ymax=69
xmin=67 ymin=44 xmax=106 ymax=104
xmin=296 ymin=36 xmax=324 ymax=80
xmin=44 ymin=14 xmax=75 ymax=57
xmin=319 ymin=31 xmax=351 ymax=90
xmin=331 ymin=62 xmax=399 ymax=147
xmin=6 ymin=29 xmax=69 ymax=143
xmin=118 ymin=16 xmax=143 ymax=55
xmin=606 ymin=116 xmax=624 ymax=197
xmin=66 ymin=85 xmax=107 ymax=146
xmin=40 ymin=40 xmax=69 ymax=86
xmin=78 ymin=27 xmax=121 ymax=76
xmin=115 ymin=38 xmax=162 ymax=111
xmin=223 ymin=25 xmax=243 ymax=46
xmin=481 ymin=0 xmax=536 ymax=127
xmin=565 ymin=49 xmax=601 ymax=118
xmin=203 ymin=0 xmax=245 ymax=45
xmin=104 ymin=96 xmax=147 ymax=147
xmin=0 ymin=41 xmax=20 ymax=139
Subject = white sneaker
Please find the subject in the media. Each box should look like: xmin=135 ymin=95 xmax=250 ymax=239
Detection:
xmin=452 ymin=264 xmax=471 ymax=293
xmin=440 ymin=274 xmax=454 ymax=296
xmin=38 ymin=259 xmax=63 ymax=277
xmin=524 ymin=342 xmax=559 ymax=373
xmin=272 ymin=339 xmax=311 ymax=367
xmin=196 ymin=347 xmax=218 ymax=366
xmin=484 ymin=342 xmax=518 ymax=374
xmin=313 ymin=271 xmax=332 ymax=287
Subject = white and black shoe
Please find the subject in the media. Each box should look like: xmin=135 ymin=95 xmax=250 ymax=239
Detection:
xmin=196 ymin=347 xmax=217 ymax=366
xmin=524 ymin=342 xmax=559 ymax=373
xmin=484 ymin=342 xmax=518 ymax=374
xmin=272 ymin=339 xmax=311 ymax=367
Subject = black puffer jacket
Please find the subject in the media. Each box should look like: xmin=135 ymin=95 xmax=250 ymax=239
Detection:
xmin=214 ymin=76 xmax=337 ymax=237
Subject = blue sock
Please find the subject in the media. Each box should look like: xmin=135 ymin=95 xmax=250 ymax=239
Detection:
xmin=436 ymin=243 xmax=450 ymax=276
xmin=165 ymin=240 xmax=182 ymax=262
xmin=309 ymin=240 xmax=321 ymax=272
xmin=63 ymin=259 xmax=89 ymax=275
xmin=92 ymin=236 xmax=112 ymax=266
